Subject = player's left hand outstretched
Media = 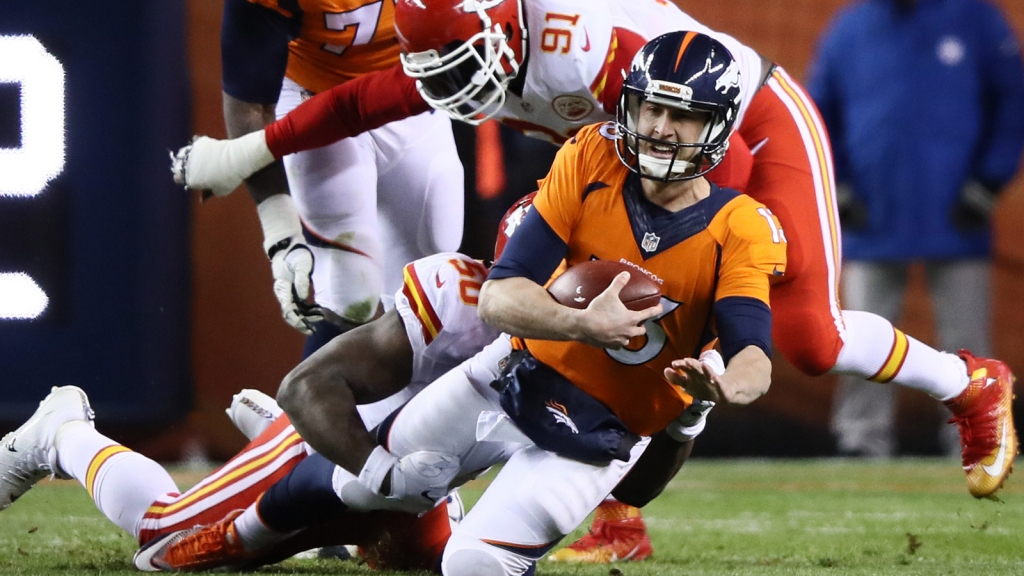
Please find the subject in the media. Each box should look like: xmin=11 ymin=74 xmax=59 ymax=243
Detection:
xmin=665 ymin=357 xmax=726 ymax=404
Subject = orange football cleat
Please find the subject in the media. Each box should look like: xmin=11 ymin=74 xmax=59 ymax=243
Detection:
xmin=133 ymin=509 xmax=251 ymax=572
xmin=945 ymin=350 xmax=1019 ymax=499
xmin=547 ymin=500 xmax=653 ymax=563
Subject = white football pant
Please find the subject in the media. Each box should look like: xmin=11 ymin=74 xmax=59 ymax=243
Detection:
xmin=276 ymin=78 xmax=465 ymax=324
xmin=385 ymin=335 xmax=650 ymax=576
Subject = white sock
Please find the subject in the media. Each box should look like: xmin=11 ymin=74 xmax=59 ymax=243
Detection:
xmin=54 ymin=423 xmax=178 ymax=538
xmin=233 ymin=501 xmax=295 ymax=551
xmin=834 ymin=310 xmax=968 ymax=400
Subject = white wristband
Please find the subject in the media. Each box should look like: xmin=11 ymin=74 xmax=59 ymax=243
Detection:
xmin=357 ymin=446 xmax=398 ymax=496
xmin=256 ymin=194 xmax=303 ymax=254
xmin=699 ymin=349 xmax=726 ymax=376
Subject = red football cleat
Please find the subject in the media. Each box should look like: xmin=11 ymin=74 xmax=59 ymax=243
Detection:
xmin=133 ymin=509 xmax=251 ymax=572
xmin=945 ymin=350 xmax=1018 ymax=499
xmin=547 ymin=500 xmax=653 ymax=563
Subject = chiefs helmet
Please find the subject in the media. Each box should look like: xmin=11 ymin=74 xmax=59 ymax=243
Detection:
xmin=395 ymin=0 xmax=528 ymax=125
xmin=615 ymin=31 xmax=742 ymax=182
xmin=493 ymin=191 xmax=537 ymax=261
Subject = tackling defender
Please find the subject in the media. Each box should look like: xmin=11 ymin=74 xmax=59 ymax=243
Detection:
xmin=0 ymin=240 xmax=509 ymax=571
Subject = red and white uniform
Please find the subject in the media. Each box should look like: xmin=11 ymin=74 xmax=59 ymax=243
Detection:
xmin=359 ymin=252 xmax=501 ymax=427
xmin=255 ymin=0 xmax=464 ymax=322
xmin=96 ymin=253 xmax=498 ymax=545
xmin=490 ymin=0 xmax=764 ymax=144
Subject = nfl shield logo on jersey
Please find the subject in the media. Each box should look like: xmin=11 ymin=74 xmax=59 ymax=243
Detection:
xmin=641 ymin=232 xmax=660 ymax=253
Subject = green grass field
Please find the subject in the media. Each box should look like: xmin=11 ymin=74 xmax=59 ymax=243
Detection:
xmin=1 ymin=459 xmax=1020 ymax=575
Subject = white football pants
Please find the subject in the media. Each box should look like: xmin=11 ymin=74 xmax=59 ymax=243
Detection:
xmin=276 ymin=78 xmax=465 ymax=322
xmin=384 ymin=336 xmax=650 ymax=576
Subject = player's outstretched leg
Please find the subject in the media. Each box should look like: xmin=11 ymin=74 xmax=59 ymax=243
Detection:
xmin=944 ymin=350 xmax=1018 ymax=499
xmin=0 ymin=386 xmax=94 ymax=510
xmin=547 ymin=498 xmax=653 ymax=564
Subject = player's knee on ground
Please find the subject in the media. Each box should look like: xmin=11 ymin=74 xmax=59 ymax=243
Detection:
xmin=442 ymin=532 xmax=533 ymax=576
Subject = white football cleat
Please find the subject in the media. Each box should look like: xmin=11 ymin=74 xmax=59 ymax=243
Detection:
xmin=0 ymin=386 xmax=95 ymax=511
xmin=226 ymin=389 xmax=283 ymax=441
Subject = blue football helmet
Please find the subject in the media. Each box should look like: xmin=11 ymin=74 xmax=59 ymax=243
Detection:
xmin=615 ymin=31 xmax=742 ymax=182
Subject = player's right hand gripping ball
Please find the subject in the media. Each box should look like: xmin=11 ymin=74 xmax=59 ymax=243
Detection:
xmin=547 ymin=260 xmax=661 ymax=310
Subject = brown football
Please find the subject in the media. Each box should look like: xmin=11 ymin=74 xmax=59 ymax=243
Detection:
xmin=547 ymin=260 xmax=662 ymax=311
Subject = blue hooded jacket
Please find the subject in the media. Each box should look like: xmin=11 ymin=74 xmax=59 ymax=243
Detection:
xmin=806 ymin=0 xmax=1024 ymax=260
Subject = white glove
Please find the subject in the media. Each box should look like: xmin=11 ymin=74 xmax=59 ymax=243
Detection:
xmin=357 ymin=446 xmax=461 ymax=513
xmin=257 ymin=194 xmax=324 ymax=334
xmin=170 ymin=130 xmax=275 ymax=197
xmin=665 ymin=349 xmax=723 ymax=442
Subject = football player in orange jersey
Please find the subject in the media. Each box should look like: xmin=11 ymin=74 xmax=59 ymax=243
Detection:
xmin=432 ymin=32 xmax=784 ymax=576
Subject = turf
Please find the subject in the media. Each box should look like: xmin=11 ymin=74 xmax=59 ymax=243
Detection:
xmin=0 ymin=459 xmax=1020 ymax=575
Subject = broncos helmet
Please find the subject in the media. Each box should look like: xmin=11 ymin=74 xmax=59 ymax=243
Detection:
xmin=395 ymin=0 xmax=528 ymax=125
xmin=615 ymin=31 xmax=742 ymax=182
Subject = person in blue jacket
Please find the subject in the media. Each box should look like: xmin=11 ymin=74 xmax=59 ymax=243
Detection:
xmin=806 ymin=0 xmax=1024 ymax=457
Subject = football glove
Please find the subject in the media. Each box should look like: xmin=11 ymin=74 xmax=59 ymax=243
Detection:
xmin=170 ymin=130 xmax=275 ymax=197
xmin=258 ymin=194 xmax=324 ymax=335
xmin=357 ymin=446 xmax=461 ymax=513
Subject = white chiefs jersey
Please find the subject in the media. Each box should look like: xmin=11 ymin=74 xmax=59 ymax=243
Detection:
xmin=394 ymin=252 xmax=501 ymax=390
xmin=494 ymin=0 xmax=764 ymax=144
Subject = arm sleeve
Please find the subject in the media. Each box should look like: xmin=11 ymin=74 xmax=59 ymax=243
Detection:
xmin=220 ymin=0 xmax=293 ymax=104
xmin=972 ymin=3 xmax=1024 ymax=188
xmin=713 ymin=296 xmax=772 ymax=361
xmin=264 ymin=63 xmax=431 ymax=158
xmin=487 ymin=209 xmax=568 ymax=284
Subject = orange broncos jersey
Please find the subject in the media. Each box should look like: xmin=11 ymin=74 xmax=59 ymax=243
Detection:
xmin=521 ymin=122 xmax=787 ymax=436
xmin=251 ymin=0 xmax=399 ymax=93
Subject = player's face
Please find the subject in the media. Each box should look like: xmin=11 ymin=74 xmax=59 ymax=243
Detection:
xmin=636 ymin=101 xmax=708 ymax=164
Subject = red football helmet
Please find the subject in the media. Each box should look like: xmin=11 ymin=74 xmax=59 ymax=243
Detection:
xmin=395 ymin=0 xmax=528 ymax=125
xmin=493 ymin=191 xmax=537 ymax=261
